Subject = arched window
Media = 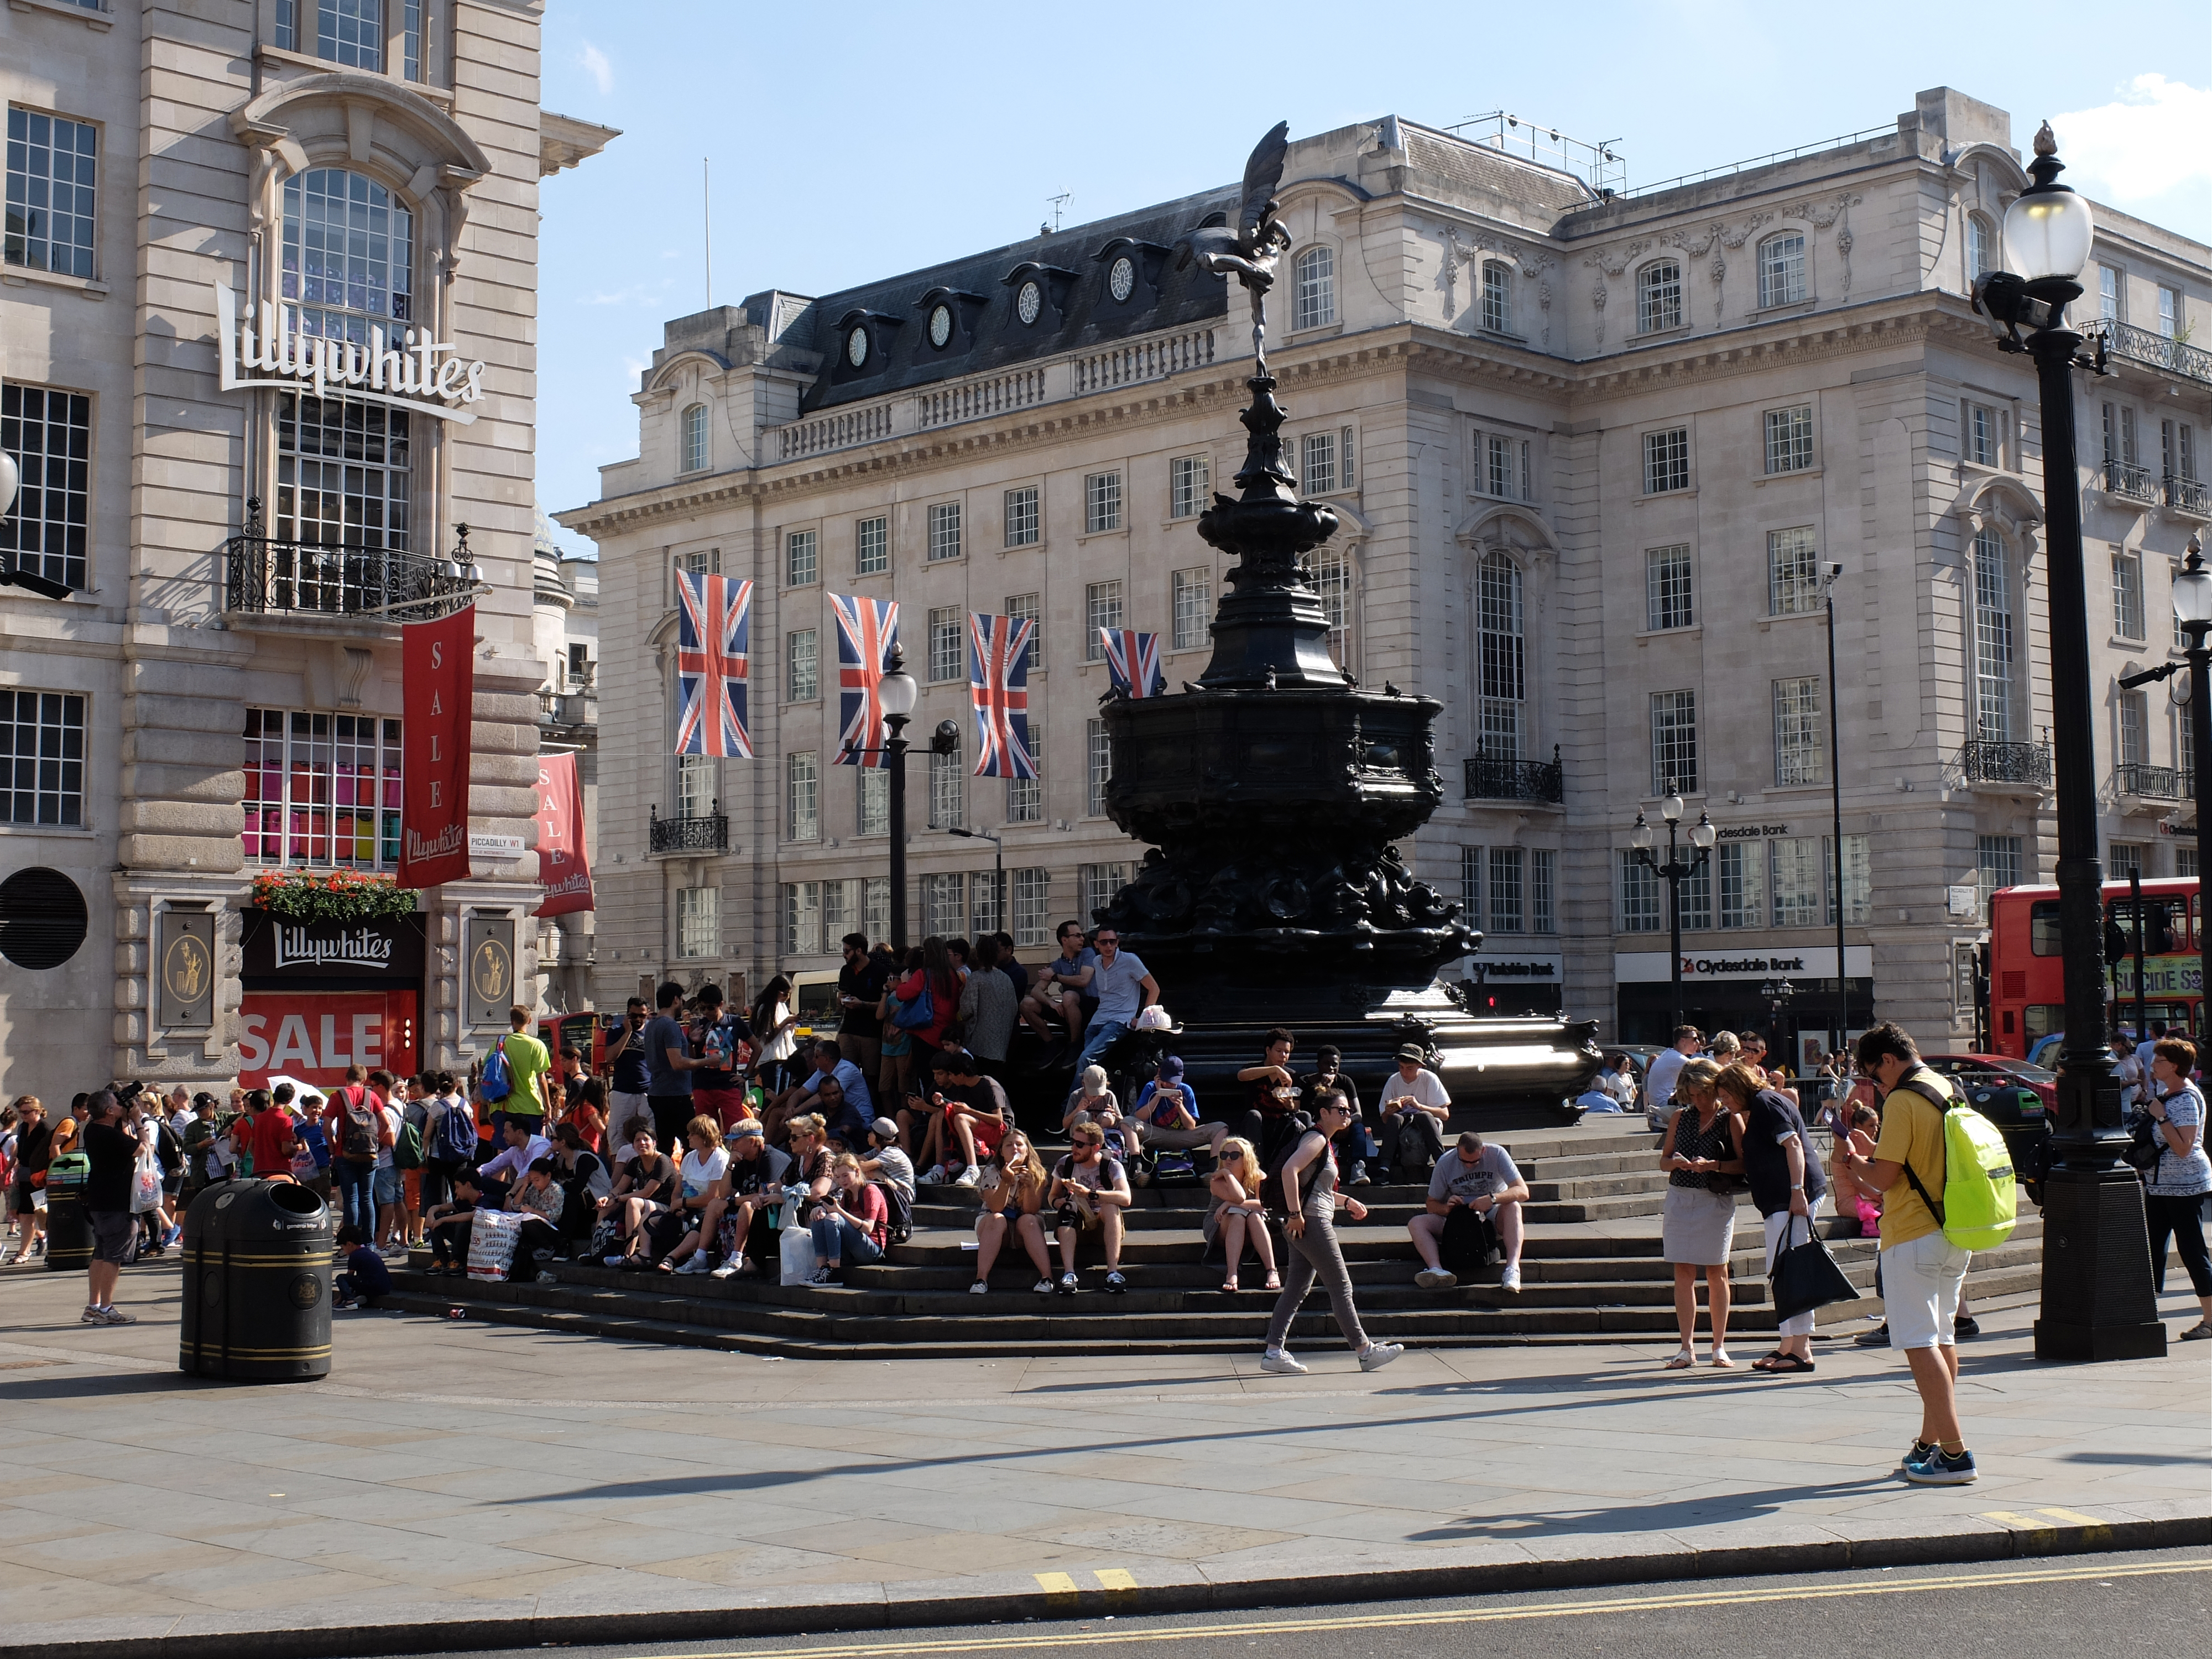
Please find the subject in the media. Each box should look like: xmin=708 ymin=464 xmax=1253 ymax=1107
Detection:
xmin=1637 ymin=259 xmax=1682 ymax=333
xmin=681 ymin=402 xmax=709 ymax=473
xmin=1971 ymin=526 xmax=2015 ymax=742
xmin=1480 ymin=260 xmax=1512 ymax=333
xmin=1476 ymin=550 xmax=1525 ymax=758
xmin=1757 ymin=232 xmax=1806 ymax=309
xmin=278 ymin=168 xmax=413 ymax=555
xmin=1309 ymin=545 xmax=1351 ymax=667
xmin=1293 ymin=245 xmax=1335 ymax=331
xmin=1967 ymin=213 xmax=1994 ymax=280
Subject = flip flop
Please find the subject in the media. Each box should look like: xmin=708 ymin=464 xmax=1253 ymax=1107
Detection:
xmin=1663 ymin=1349 xmax=1695 ymax=1370
xmin=1756 ymin=1353 xmax=1817 ymax=1374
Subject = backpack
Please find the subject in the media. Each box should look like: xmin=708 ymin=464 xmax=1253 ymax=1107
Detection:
xmin=435 ymin=1098 xmax=477 ymax=1166
xmin=393 ymin=1114 xmax=424 ymax=1171
xmin=1439 ymin=1204 xmax=1499 ymax=1275
xmin=1898 ymin=1070 xmax=2018 ymax=1250
xmin=336 ymin=1085 xmax=381 ymax=1163
xmin=480 ymin=1036 xmax=512 ymax=1099
xmin=1259 ymin=1113 xmax=1319 ymax=1213
xmin=889 ymin=979 xmax=935 ymax=1031
xmin=153 ymin=1121 xmax=182 ymax=1176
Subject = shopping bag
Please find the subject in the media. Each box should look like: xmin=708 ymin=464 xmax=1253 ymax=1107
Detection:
xmin=1768 ymin=1214 xmax=1858 ymax=1324
xmin=467 ymin=1208 xmax=524 ymax=1283
xmin=130 ymin=1157 xmax=162 ymax=1215
xmin=779 ymin=1226 xmax=817 ymax=1286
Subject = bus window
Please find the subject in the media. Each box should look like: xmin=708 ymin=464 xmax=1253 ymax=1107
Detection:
xmin=2025 ymin=1003 xmax=2063 ymax=1037
xmin=2030 ymin=902 xmax=2063 ymax=956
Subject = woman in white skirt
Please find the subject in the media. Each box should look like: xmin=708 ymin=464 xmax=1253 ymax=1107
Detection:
xmin=1660 ymin=1057 xmax=1747 ymax=1370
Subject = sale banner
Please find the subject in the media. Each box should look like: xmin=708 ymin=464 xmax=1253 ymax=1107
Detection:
xmin=534 ymin=750 xmax=594 ymax=916
xmin=400 ymin=602 xmax=473 ymax=887
xmin=237 ymin=990 xmax=420 ymax=1088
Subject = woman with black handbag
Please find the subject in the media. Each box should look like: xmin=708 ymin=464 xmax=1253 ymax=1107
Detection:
xmin=1660 ymin=1058 xmax=1745 ymax=1370
xmin=1715 ymin=1062 xmax=1832 ymax=1374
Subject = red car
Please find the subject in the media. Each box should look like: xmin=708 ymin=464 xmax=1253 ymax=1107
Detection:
xmin=1920 ymin=1053 xmax=2057 ymax=1111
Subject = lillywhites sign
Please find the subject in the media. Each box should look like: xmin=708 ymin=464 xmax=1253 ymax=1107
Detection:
xmin=273 ymin=924 xmax=395 ymax=971
xmin=242 ymin=911 xmax=426 ymax=982
xmin=214 ymin=282 xmax=484 ymax=424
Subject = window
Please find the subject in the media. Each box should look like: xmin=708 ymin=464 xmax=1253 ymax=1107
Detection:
xmin=928 ymin=749 xmax=963 ymax=830
xmin=786 ymin=751 xmax=818 ymax=842
xmin=2158 ymin=285 xmax=2180 ymax=340
xmin=1008 ymin=721 xmax=1042 ymax=822
xmin=1757 ymin=232 xmax=1806 ymax=309
xmin=1966 ymin=213 xmax=1993 ymax=279
xmin=1767 ymin=526 xmax=1822 ymax=616
xmin=677 ymin=886 xmax=719 ymax=959
xmin=676 ymin=546 xmax=720 ymax=579
xmin=276 ymin=397 xmax=411 ymax=559
xmin=1719 ymin=841 xmax=1765 ymax=928
xmin=861 ymin=875 xmax=890 ymax=943
xmin=1006 ymin=592 xmax=1041 ymax=670
xmin=2112 ymin=547 xmax=2145 ymax=640
xmin=1972 ymin=529 xmax=2016 ymax=741
xmin=1084 ymin=581 xmax=1123 ymax=661
xmin=970 ymin=871 xmax=1003 ymax=938
xmin=1618 ymin=851 xmax=1661 ymax=932
xmin=927 ymin=500 xmax=962 ymax=562
xmin=276 ymin=0 xmax=297 ymax=49
xmin=1773 ymin=676 xmax=1824 ymax=786
xmin=2119 ymin=404 xmax=2141 ymax=466
xmin=927 ymin=605 xmax=963 ymax=682
xmin=1764 ymin=405 xmax=1814 ymax=474
xmin=1309 ymin=546 xmax=1351 ymax=666
xmin=786 ymin=628 xmax=818 ymax=702
xmin=242 ymin=709 xmax=402 ymax=869
xmin=1475 ymin=551 xmax=1524 ymax=759
xmin=0 ymin=386 xmax=90 ymax=592
xmin=1011 ymin=867 xmax=1051 ymax=947
xmin=1677 ymin=855 xmax=1713 ymax=932
xmin=1172 ymin=567 xmax=1212 ymax=651
xmin=1486 ymin=433 xmax=1530 ymax=499
xmin=781 ymin=883 xmax=822 ymax=958
xmin=2109 ymin=841 xmax=2145 ymax=880
xmin=1480 ymin=260 xmax=1513 ymax=333
xmin=403 ymin=0 xmax=422 ymax=80
xmin=1488 ymin=848 xmax=1524 ymax=933
xmin=1086 ymin=717 xmax=1110 ymax=815
xmin=1079 ymin=862 xmax=1128 ymax=921
xmin=1650 ymin=690 xmax=1698 ymax=796
xmin=1003 ymin=486 xmax=1039 ymax=548
xmin=2102 ymin=400 xmax=2118 ymax=466
xmin=1770 ymin=836 xmax=1823 ymax=927
xmin=1976 ymin=834 xmax=2022 ymax=901
xmin=785 ymin=528 xmax=818 ymax=587
xmin=1293 ymin=246 xmax=1335 ymax=330
xmin=1825 ymin=834 xmax=1871 ymax=925
xmin=1170 ymin=454 xmax=1209 ymax=519
xmin=676 ymin=753 xmax=713 ymax=819
xmin=680 ymin=403 xmax=708 ymax=473
xmin=1340 ymin=427 xmax=1357 ymax=488
xmin=1084 ymin=472 xmax=1122 ymax=534
xmin=856 ymin=514 xmax=888 ymax=575
xmin=2163 ymin=420 xmax=2197 ymax=484
xmin=858 ymin=767 xmax=889 ymax=837
xmin=1 ymin=690 xmax=85 ymax=826
xmin=319 ymin=0 xmax=384 ymax=70
xmin=2099 ymin=264 xmax=2120 ymax=320
xmin=1302 ymin=431 xmax=1337 ymax=494
xmin=1531 ymin=848 xmax=1556 ymax=933
xmin=4 ymin=110 xmax=98 ymax=279
xmin=1636 ymin=260 xmax=1683 ymax=333
xmin=2118 ymin=688 xmax=2147 ymax=766
xmin=1643 ymin=427 xmax=1689 ymax=494
xmin=1645 ymin=545 xmax=1693 ymax=632
xmin=921 ymin=873 xmax=966 ymax=938
xmin=1966 ymin=401 xmax=1998 ymax=468
xmin=1459 ymin=846 xmax=1483 ymax=925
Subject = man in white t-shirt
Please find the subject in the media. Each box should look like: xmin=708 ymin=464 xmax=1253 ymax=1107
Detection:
xmin=1409 ymin=1131 xmax=1532 ymax=1292
xmin=1377 ymin=1044 xmax=1451 ymax=1181
xmin=1644 ymin=1026 xmax=1703 ymax=1129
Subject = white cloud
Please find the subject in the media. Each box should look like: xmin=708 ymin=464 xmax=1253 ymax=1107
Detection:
xmin=2051 ymin=75 xmax=2211 ymax=205
xmin=576 ymin=41 xmax=613 ymax=97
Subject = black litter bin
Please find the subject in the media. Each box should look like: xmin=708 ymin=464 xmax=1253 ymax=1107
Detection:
xmin=41 ymin=1150 xmax=92 ymax=1274
xmin=180 ymin=1178 xmax=332 ymax=1381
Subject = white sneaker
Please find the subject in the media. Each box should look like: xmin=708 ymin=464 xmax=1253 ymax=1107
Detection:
xmin=674 ymin=1255 xmax=710 ymax=1275
xmin=1260 ymin=1350 xmax=1308 ymax=1375
xmin=956 ymin=1165 xmax=982 ymax=1187
xmin=1415 ymin=1267 xmax=1457 ymax=1290
xmin=1358 ymin=1342 xmax=1405 ymax=1372
xmin=1033 ymin=1277 xmax=1055 ymax=1294
xmin=925 ymin=1165 xmax=949 ymax=1185
xmin=1500 ymin=1264 xmax=1522 ymax=1292
xmin=602 ymin=1254 xmax=627 ymax=1268
xmin=969 ymin=1280 xmax=989 ymax=1295
xmin=710 ymin=1262 xmax=740 ymax=1279
xmin=535 ymin=1271 xmax=558 ymax=1284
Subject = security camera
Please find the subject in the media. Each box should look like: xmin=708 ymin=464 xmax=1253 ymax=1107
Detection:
xmin=928 ymin=719 xmax=962 ymax=755
xmin=1827 ymin=562 xmax=1844 ymax=579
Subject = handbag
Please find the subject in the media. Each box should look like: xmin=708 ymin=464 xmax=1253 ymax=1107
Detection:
xmin=889 ymin=979 xmax=935 ymax=1031
xmin=2124 ymin=1111 xmax=2165 ymax=1175
xmin=1767 ymin=1213 xmax=1859 ymax=1324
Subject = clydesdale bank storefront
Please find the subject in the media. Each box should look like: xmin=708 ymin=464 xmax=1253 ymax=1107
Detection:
xmin=1614 ymin=946 xmax=1875 ymax=1068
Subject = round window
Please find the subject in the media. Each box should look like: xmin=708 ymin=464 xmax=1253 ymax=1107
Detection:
xmin=1016 ymin=281 xmax=1042 ymax=326
xmin=1109 ymin=257 xmax=1136 ymax=303
xmin=0 ymin=867 xmax=88 ymax=970
xmin=846 ymin=326 xmax=869 ymax=368
xmin=928 ymin=305 xmax=953 ymax=348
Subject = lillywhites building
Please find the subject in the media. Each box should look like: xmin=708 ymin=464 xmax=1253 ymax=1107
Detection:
xmin=566 ymin=88 xmax=2209 ymax=1056
xmin=0 ymin=0 xmax=612 ymax=1095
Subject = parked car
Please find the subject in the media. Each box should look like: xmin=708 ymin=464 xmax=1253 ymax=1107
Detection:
xmin=1920 ymin=1053 xmax=2058 ymax=1111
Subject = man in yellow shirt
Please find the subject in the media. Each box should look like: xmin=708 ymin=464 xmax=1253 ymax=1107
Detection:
xmin=1840 ymin=1022 xmax=1976 ymax=1485
xmin=484 ymin=1006 xmax=556 ymax=1138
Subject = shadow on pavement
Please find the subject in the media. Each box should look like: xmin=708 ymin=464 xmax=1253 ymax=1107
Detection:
xmin=1408 ymin=1473 xmax=1900 ymax=1540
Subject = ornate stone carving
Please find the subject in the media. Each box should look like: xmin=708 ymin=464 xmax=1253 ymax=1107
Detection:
xmin=1580 ymin=240 xmax=1646 ymax=346
xmin=1783 ymin=192 xmax=1862 ymax=295
xmin=1443 ymin=229 xmax=1560 ymax=347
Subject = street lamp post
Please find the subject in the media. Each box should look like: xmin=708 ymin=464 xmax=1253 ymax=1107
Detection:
xmin=877 ymin=649 xmax=919 ymax=953
xmin=2173 ymin=541 xmax=2212 ymax=1052
xmin=1632 ymin=782 xmax=1717 ymax=1038
xmin=1974 ymin=123 xmax=2163 ymax=1361
xmin=1820 ymin=562 xmax=1849 ymax=1063
xmin=948 ymin=826 xmax=1005 ymax=937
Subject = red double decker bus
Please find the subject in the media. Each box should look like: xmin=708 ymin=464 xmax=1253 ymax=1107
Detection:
xmin=1985 ymin=878 xmax=2203 ymax=1059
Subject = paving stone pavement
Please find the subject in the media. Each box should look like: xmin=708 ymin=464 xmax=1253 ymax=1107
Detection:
xmin=0 ymin=1256 xmax=2204 ymax=1657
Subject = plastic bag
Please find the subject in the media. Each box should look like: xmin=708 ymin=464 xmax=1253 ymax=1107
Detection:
xmin=467 ymin=1208 xmax=524 ymax=1282
xmin=779 ymin=1226 xmax=817 ymax=1286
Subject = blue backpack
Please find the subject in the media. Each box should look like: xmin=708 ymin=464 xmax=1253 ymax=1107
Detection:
xmin=435 ymin=1098 xmax=477 ymax=1165
xmin=890 ymin=979 xmax=935 ymax=1031
xmin=479 ymin=1036 xmax=511 ymax=1099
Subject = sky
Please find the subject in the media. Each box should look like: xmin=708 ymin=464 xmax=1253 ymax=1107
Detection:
xmin=532 ymin=1 xmax=2211 ymax=558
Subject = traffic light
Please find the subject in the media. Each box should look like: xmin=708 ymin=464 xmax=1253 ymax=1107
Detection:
xmin=2147 ymin=904 xmax=2176 ymax=956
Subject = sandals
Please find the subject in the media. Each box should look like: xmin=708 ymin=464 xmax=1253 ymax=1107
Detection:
xmin=1709 ymin=1352 xmax=1738 ymax=1369
xmin=1264 ymin=1272 xmax=1281 ymax=1291
xmin=1221 ymin=1278 xmax=1239 ymax=1294
xmin=1754 ymin=1353 xmax=1817 ymax=1374
xmin=1663 ymin=1348 xmax=1695 ymax=1370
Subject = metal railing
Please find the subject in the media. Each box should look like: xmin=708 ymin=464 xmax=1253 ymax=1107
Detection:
xmin=2168 ymin=475 xmax=2210 ymax=518
xmin=2093 ymin=460 xmax=2159 ymax=504
xmin=1464 ymin=745 xmax=1564 ymax=804
xmin=649 ymin=805 xmax=727 ymax=854
xmin=1959 ymin=739 xmax=2051 ymax=786
xmin=225 ymin=533 xmax=470 ymax=619
xmin=2081 ymin=319 xmax=2212 ymax=387
xmin=2115 ymin=762 xmax=2193 ymax=802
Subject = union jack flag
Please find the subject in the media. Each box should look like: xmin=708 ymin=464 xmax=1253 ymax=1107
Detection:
xmin=969 ymin=612 xmax=1036 ymax=779
xmin=830 ymin=594 xmax=900 ymax=767
xmin=674 ymin=571 xmax=753 ymax=758
xmin=1099 ymin=628 xmax=1165 ymax=699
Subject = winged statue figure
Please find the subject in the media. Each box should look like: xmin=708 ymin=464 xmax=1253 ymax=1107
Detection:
xmin=1172 ymin=121 xmax=1293 ymax=368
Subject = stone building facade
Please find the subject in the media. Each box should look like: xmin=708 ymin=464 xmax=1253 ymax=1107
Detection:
xmin=561 ymin=87 xmax=2210 ymax=1055
xmin=0 ymin=0 xmax=612 ymax=1095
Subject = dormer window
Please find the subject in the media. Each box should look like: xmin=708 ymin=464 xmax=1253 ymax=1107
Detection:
xmin=1108 ymin=257 xmax=1136 ymax=302
xmin=846 ymin=325 xmax=870 ymax=368
xmin=1093 ymin=238 xmax=1169 ymax=310
xmin=1003 ymin=262 xmax=1076 ymax=330
xmin=916 ymin=286 xmax=987 ymax=354
xmin=1016 ymin=281 xmax=1042 ymax=325
xmin=831 ymin=309 xmax=901 ymax=380
xmin=927 ymin=304 xmax=953 ymax=347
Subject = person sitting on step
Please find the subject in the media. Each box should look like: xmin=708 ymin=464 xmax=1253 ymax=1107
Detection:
xmin=1205 ymin=1136 xmax=1279 ymax=1295
xmin=806 ymin=1153 xmax=888 ymax=1284
xmin=1408 ymin=1131 xmax=1529 ymax=1293
xmin=1047 ymin=1119 xmax=1133 ymax=1295
xmin=971 ymin=1128 xmax=1053 ymax=1295
xmin=1376 ymin=1045 xmax=1451 ymax=1182
xmin=1062 ymin=1065 xmax=1131 ymax=1159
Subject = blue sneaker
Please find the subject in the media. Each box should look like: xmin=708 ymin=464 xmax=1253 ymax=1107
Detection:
xmin=1902 ymin=1445 xmax=1977 ymax=1485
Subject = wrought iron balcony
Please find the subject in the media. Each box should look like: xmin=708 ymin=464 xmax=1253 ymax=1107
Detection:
xmin=2091 ymin=460 xmax=2159 ymax=505
xmin=2082 ymin=319 xmax=2212 ymax=387
xmin=1959 ymin=739 xmax=2051 ymax=787
xmin=2115 ymin=761 xmax=2193 ymax=802
xmin=650 ymin=804 xmax=727 ymax=854
xmin=2168 ymin=475 xmax=2210 ymax=518
xmin=1464 ymin=745 xmax=1564 ymax=804
xmin=224 ymin=500 xmax=480 ymax=620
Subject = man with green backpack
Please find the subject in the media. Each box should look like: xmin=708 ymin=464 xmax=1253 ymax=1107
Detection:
xmin=1843 ymin=1022 xmax=2019 ymax=1486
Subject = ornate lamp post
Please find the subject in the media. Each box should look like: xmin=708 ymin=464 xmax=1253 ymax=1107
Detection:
xmin=1632 ymin=782 xmax=1716 ymax=1037
xmin=1974 ymin=123 xmax=2163 ymax=1361
xmin=2174 ymin=541 xmax=2212 ymax=1041
xmin=877 ymin=649 xmax=919 ymax=952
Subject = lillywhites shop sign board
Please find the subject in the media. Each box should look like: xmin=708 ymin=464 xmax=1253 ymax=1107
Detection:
xmin=242 ymin=911 xmax=427 ymax=982
xmin=1614 ymin=947 xmax=1874 ymax=983
xmin=215 ymin=283 xmax=486 ymax=422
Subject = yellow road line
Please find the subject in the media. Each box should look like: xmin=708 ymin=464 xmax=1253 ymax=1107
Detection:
xmin=638 ymin=1557 xmax=2211 ymax=1659
xmin=1983 ymin=1510 xmax=2052 ymax=1528
xmin=1032 ymin=1573 xmax=1078 ymax=1598
xmin=1093 ymin=1569 xmax=1138 ymax=1592
xmin=2037 ymin=1507 xmax=2104 ymax=1527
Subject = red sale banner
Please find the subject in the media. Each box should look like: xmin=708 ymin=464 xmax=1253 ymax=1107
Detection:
xmin=534 ymin=750 xmax=594 ymax=917
xmin=400 ymin=602 xmax=473 ymax=887
xmin=237 ymin=991 xmax=420 ymax=1088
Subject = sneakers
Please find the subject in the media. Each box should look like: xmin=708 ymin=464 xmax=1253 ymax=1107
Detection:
xmin=711 ymin=1261 xmax=742 ymax=1279
xmin=969 ymin=1280 xmax=989 ymax=1295
xmin=1901 ymin=1445 xmax=1978 ymax=1485
xmin=1896 ymin=1438 xmax=1936 ymax=1472
xmin=1348 ymin=1163 xmax=1371 ymax=1186
xmin=924 ymin=1165 xmax=950 ymax=1185
xmin=1415 ymin=1267 xmax=1457 ymax=1290
xmin=1855 ymin=1322 xmax=1892 ymax=1348
xmin=1260 ymin=1350 xmax=1309 ymax=1374
xmin=603 ymin=1254 xmax=627 ymax=1269
xmin=1104 ymin=1270 xmax=1126 ymax=1295
xmin=1953 ymin=1313 xmax=1980 ymax=1338
xmin=1500 ymin=1264 xmax=1522 ymax=1293
xmin=81 ymin=1305 xmax=135 ymax=1326
xmin=1056 ymin=1271 xmax=1078 ymax=1296
xmin=809 ymin=1262 xmax=837 ymax=1285
xmin=674 ymin=1255 xmax=711 ymax=1275
xmin=163 ymin=1224 xmax=184 ymax=1248
xmin=1358 ymin=1341 xmax=1405 ymax=1372
xmin=956 ymin=1166 xmax=982 ymax=1187
xmin=535 ymin=1271 xmax=559 ymax=1285
xmin=1033 ymin=1277 xmax=1055 ymax=1295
